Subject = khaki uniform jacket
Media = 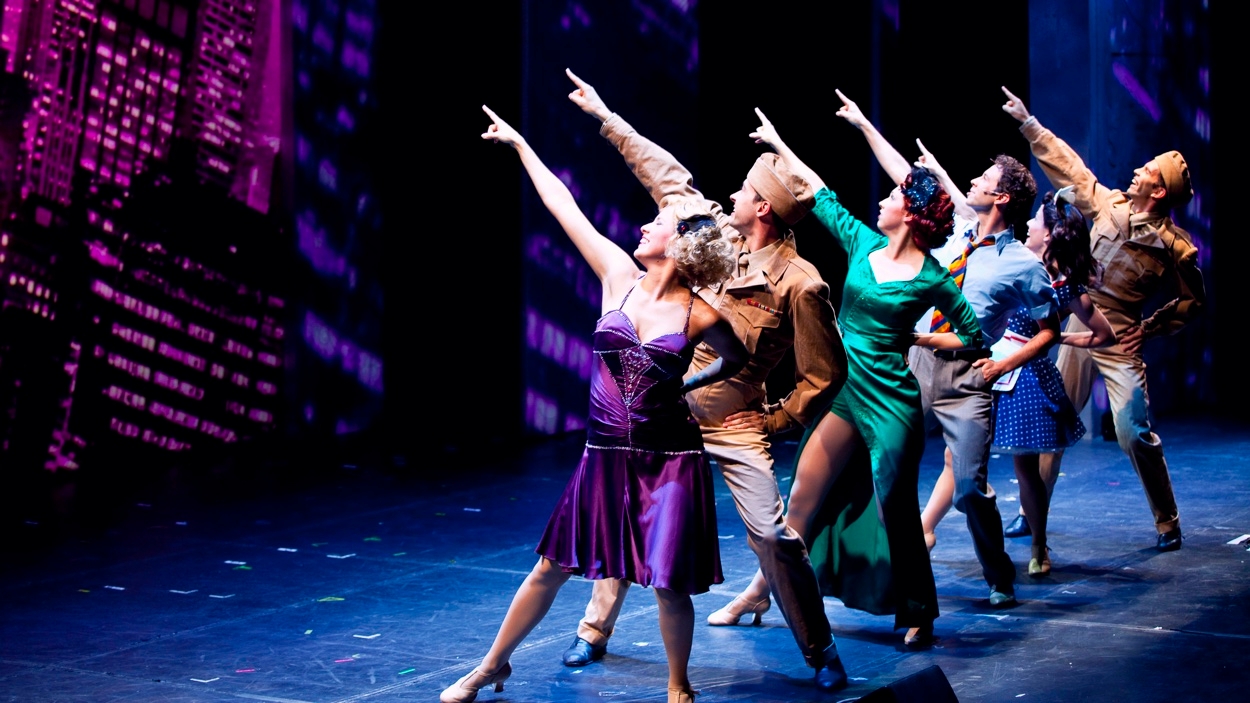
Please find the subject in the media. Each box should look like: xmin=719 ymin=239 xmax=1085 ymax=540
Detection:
xmin=1021 ymin=118 xmax=1205 ymax=339
xmin=600 ymin=114 xmax=846 ymax=434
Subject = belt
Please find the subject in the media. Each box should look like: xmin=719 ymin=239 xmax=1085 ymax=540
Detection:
xmin=932 ymin=348 xmax=991 ymax=362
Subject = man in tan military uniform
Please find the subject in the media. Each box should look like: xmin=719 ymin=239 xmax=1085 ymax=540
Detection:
xmin=1003 ymin=87 xmax=1205 ymax=551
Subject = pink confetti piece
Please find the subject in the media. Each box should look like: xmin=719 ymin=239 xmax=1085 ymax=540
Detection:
xmin=334 ymin=658 xmax=353 ymax=663
xmin=236 ymin=668 xmax=255 ymax=673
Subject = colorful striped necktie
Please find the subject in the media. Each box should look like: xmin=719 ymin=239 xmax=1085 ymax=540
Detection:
xmin=930 ymin=233 xmax=995 ymax=333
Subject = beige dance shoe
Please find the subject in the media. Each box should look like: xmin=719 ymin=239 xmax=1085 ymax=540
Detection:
xmin=668 ymin=686 xmax=698 ymax=703
xmin=706 ymin=594 xmax=771 ymax=626
xmin=439 ymin=662 xmax=511 ymax=703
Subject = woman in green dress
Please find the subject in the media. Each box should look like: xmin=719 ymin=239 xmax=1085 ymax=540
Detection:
xmin=718 ymin=108 xmax=981 ymax=646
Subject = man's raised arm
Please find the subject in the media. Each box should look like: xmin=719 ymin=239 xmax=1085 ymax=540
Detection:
xmin=566 ymin=69 xmax=732 ymax=233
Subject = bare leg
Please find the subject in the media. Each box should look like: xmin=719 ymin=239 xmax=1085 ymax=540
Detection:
xmin=1015 ymin=449 xmax=1062 ymax=518
xmin=479 ymin=557 xmax=573 ymax=673
xmin=1013 ymin=454 xmax=1049 ymax=547
xmin=920 ymin=448 xmax=956 ymax=551
xmin=1038 ymin=450 xmax=1061 ymax=501
xmin=655 ymin=587 xmax=695 ymax=692
xmin=1014 ymin=454 xmax=1051 ymax=573
xmin=729 ymin=413 xmax=863 ymax=604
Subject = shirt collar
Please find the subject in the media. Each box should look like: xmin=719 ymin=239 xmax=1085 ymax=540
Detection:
xmin=967 ymin=224 xmax=1014 ymax=254
xmin=739 ymin=232 xmax=795 ymax=283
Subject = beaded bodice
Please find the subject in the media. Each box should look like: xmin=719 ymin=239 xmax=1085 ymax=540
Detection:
xmin=586 ymin=285 xmax=701 ymax=452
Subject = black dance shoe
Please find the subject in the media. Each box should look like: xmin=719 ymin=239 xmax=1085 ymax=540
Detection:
xmin=1003 ymin=514 xmax=1031 ymax=538
xmin=814 ymin=655 xmax=848 ymax=692
xmin=562 ymin=636 xmax=607 ymax=667
xmin=1156 ymin=527 xmax=1183 ymax=552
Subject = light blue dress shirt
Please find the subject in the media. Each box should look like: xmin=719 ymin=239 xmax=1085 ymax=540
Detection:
xmin=916 ymin=216 xmax=1057 ymax=347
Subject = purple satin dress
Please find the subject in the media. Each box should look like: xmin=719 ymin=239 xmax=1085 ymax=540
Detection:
xmin=537 ymin=287 xmax=723 ymax=594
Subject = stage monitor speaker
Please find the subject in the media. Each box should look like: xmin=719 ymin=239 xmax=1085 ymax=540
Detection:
xmin=858 ymin=664 xmax=959 ymax=703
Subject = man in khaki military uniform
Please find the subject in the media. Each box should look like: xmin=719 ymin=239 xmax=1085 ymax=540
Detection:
xmin=1003 ymin=87 xmax=1205 ymax=552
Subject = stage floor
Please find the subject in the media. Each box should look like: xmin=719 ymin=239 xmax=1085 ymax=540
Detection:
xmin=1 ymin=416 xmax=1247 ymax=702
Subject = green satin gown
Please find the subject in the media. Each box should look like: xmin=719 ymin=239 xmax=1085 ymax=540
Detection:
xmin=798 ymin=188 xmax=981 ymax=628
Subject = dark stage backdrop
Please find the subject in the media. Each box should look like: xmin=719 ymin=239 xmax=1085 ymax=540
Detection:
xmin=0 ymin=1 xmax=1219 ymax=478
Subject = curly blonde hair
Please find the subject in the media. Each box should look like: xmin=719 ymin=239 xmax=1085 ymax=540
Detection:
xmin=665 ymin=201 xmax=736 ymax=289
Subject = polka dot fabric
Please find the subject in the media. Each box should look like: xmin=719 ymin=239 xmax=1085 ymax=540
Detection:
xmin=992 ymin=279 xmax=1086 ymax=454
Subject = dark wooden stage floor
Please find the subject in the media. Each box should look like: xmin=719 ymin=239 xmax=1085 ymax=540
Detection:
xmin=1 ymin=415 xmax=1247 ymax=702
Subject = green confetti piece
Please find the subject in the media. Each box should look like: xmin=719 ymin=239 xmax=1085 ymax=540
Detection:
xmin=434 ymin=512 xmax=446 ymax=517
xmin=398 ymin=668 xmax=415 ymax=675
xmin=318 ymin=596 xmax=345 ymax=602
xmin=312 ymin=542 xmax=328 ymax=547
xmin=304 ymin=630 xmax=312 ymax=635
xmin=78 ymin=589 xmax=90 ymax=593
xmin=233 ymin=565 xmax=252 ymax=570
xmin=392 ymin=552 xmax=407 ymax=556
xmin=364 ymin=537 xmax=381 ymax=542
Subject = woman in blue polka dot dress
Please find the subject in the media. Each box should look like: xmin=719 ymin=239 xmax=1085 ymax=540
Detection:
xmin=992 ymin=186 xmax=1116 ymax=576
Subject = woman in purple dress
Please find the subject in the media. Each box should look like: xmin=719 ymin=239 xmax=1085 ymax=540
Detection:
xmin=440 ymin=107 xmax=746 ymax=703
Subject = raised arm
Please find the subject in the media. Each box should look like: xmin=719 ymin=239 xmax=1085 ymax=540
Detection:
xmin=1002 ymin=86 xmax=1110 ymax=220
xmin=915 ymin=139 xmax=975 ymax=221
xmin=566 ymin=69 xmax=731 ymax=231
xmin=751 ymin=108 xmax=874 ymax=256
xmin=481 ymin=105 xmax=638 ymax=286
xmin=835 ymin=89 xmax=910 ymax=185
xmin=749 ymin=107 xmax=825 ymax=192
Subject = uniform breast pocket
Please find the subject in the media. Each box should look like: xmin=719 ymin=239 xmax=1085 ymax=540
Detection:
xmin=734 ymin=303 xmax=782 ymax=354
xmin=1103 ymin=244 xmax=1166 ymax=297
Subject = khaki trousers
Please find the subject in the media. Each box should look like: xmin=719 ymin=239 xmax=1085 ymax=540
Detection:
xmin=1056 ymin=317 xmax=1179 ymax=533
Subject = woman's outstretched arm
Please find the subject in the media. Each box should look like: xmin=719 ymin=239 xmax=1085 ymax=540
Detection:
xmin=915 ymin=139 xmax=975 ymax=221
xmin=482 ymin=105 xmax=638 ymax=287
xmin=749 ymin=107 xmax=826 ymax=193
xmin=834 ymin=89 xmax=910 ymax=185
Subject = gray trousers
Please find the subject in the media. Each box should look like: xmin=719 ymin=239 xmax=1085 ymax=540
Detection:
xmin=909 ymin=347 xmax=1016 ymax=592
xmin=576 ymin=424 xmax=835 ymax=669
